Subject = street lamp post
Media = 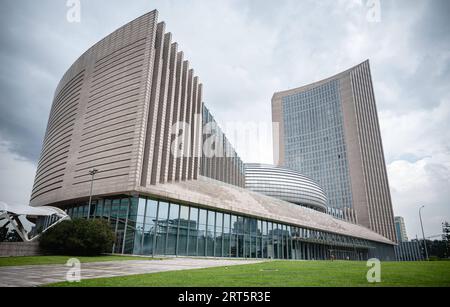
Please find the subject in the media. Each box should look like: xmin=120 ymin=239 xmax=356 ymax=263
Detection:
xmin=87 ymin=168 xmax=99 ymax=220
xmin=419 ymin=205 xmax=429 ymax=261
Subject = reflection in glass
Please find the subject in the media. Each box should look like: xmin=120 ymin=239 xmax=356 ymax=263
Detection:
xmin=156 ymin=202 xmax=168 ymax=255
xmin=188 ymin=207 xmax=198 ymax=256
xmin=61 ymin=196 xmax=373 ymax=260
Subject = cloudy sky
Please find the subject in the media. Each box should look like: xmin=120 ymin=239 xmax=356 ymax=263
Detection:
xmin=0 ymin=0 xmax=449 ymax=240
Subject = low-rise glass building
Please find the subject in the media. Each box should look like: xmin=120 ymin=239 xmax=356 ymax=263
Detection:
xmin=64 ymin=193 xmax=392 ymax=260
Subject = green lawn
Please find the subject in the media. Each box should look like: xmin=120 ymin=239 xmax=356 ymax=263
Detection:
xmin=0 ymin=255 xmax=161 ymax=267
xmin=46 ymin=260 xmax=450 ymax=287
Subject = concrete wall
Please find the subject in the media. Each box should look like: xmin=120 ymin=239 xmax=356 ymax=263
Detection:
xmin=0 ymin=242 xmax=41 ymax=257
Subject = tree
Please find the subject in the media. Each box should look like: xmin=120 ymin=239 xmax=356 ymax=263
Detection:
xmin=39 ymin=219 xmax=115 ymax=256
xmin=0 ymin=227 xmax=7 ymax=242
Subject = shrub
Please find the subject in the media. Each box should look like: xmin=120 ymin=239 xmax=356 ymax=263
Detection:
xmin=39 ymin=218 xmax=115 ymax=256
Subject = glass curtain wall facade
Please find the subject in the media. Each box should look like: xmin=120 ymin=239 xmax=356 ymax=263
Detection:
xmin=200 ymin=105 xmax=245 ymax=188
xmin=282 ymin=80 xmax=354 ymax=219
xmin=65 ymin=196 xmax=375 ymax=260
xmin=272 ymin=61 xmax=396 ymax=241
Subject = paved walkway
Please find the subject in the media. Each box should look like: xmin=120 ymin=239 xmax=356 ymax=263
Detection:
xmin=0 ymin=258 xmax=263 ymax=287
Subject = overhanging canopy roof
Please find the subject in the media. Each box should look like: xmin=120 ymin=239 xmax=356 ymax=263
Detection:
xmin=137 ymin=176 xmax=395 ymax=245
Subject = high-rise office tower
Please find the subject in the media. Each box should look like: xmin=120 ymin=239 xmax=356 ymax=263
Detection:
xmin=394 ymin=216 xmax=409 ymax=242
xmin=272 ymin=60 xmax=396 ymax=242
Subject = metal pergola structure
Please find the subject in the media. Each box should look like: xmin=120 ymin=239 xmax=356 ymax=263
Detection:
xmin=0 ymin=202 xmax=70 ymax=242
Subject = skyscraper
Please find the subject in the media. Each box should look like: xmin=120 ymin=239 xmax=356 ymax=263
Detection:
xmin=272 ymin=60 xmax=396 ymax=242
xmin=394 ymin=216 xmax=409 ymax=242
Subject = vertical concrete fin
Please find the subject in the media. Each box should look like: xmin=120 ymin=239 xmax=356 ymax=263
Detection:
xmin=150 ymin=31 xmax=172 ymax=185
xmin=140 ymin=21 xmax=165 ymax=187
xmin=176 ymin=60 xmax=189 ymax=181
xmin=160 ymin=42 xmax=178 ymax=183
xmin=168 ymin=51 xmax=184 ymax=182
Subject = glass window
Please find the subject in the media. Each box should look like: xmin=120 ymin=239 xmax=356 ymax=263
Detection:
xmin=156 ymin=202 xmax=169 ymax=255
xmin=136 ymin=199 xmax=146 ymax=225
xmin=133 ymin=220 xmax=144 ymax=255
xmin=94 ymin=200 xmax=103 ymax=218
xmin=215 ymin=212 xmax=223 ymax=257
xmin=79 ymin=205 xmax=86 ymax=218
xmin=146 ymin=199 xmax=158 ymax=219
xmin=110 ymin=199 xmax=120 ymax=220
xmin=223 ymin=214 xmax=230 ymax=230
xmin=89 ymin=202 xmax=96 ymax=218
xmin=250 ymin=219 xmax=257 ymax=236
xmin=176 ymin=205 xmax=190 ymax=255
xmin=244 ymin=217 xmax=250 ymax=235
xmin=166 ymin=203 xmax=179 ymax=255
xmin=207 ymin=210 xmax=215 ymax=227
xmin=216 ymin=212 xmax=223 ymax=231
xmin=199 ymin=209 xmax=207 ymax=226
xmin=127 ymin=197 xmax=139 ymax=221
xmin=197 ymin=209 xmax=207 ymax=256
xmin=144 ymin=199 xmax=158 ymax=232
xmin=118 ymin=198 xmax=129 ymax=220
xmin=72 ymin=206 xmax=78 ymax=218
xmin=142 ymin=200 xmax=156 ymax=255
xmin=236 ymin=216 xmax=244 ymax=235
xmin=230 ymin=231 xmax=237 ymax=257
xmin=189 ymin=207 xmax=198 ymax=229
xmin=179 ymin=205 xmax=189 ymax=220
xmin=137 ymin=198 xmax=146 ymax=217
xmin=198 ymin=225 xmax=206 ymax=256
xmin=188 ymin=207 xmax=198 ymax=256
xmin=231 ymin=215 xmax=238 ymax=234
xmin=79 ymin=205 xmax=85 ymax=219
xmin=103 ymin=199 xmax=111 ymax=220
xmin=157 ymin=202 xmax=169 ymax=221
xmin=222 ymin=213 xmax=231 ymax=257
xmin=244 ymin=218 xmax=251 ymax=258
xmin=119 ymin=199 xmax=132 ymax=252
xmin=206 ymin=211 xmax=215 ymax=256
xmin=169 ymin=203 xmax=179 ymax=221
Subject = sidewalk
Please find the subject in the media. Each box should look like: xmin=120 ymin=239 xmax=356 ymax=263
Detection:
xmin=0 ymin=258 xmax=263 ymax=287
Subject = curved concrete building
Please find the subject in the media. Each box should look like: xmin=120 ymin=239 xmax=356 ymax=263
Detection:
xmin=29 ymin=11 xmax=396 ymax=260
xmin=272 ymin=61 xmax=396 ymax=242
xmin=31 ymin=11 xmax=183 ymax=206
xmin=245 ymin=164 xmax=327 ymax=213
